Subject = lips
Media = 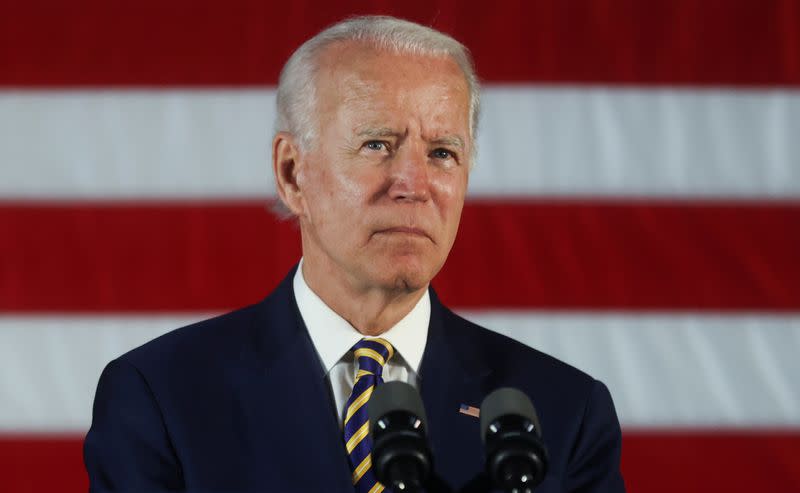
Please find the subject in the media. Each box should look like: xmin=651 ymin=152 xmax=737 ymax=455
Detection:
xmin=376 ymin=226 xmax=432 ymax=240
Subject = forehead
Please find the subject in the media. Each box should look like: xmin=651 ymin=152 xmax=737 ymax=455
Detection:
xmin=314 ymin=41 xmax=470 ymax=132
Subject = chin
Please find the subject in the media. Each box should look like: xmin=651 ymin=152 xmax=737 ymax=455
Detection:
xmin=388 ymin=273 xmax=429 ymax=292
xmin=375 ymin=258 xmax=437 ymax=292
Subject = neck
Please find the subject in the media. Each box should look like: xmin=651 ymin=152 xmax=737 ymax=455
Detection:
xmin=300 ymin=257 xmax=428 ymax=337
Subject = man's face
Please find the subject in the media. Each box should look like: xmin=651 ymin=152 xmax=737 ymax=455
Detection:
xmin=292 ymin=41 xmax=471 ymax=294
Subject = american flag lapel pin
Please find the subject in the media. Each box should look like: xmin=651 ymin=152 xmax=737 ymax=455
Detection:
xmin=459 ymin=403 xmax=480 ymax=418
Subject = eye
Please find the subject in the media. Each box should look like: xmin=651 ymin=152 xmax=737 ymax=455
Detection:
xmin=364 ymin=140 xmax=388 ymax=152
xmin=430 ymin=148 xmax=455 ymax=160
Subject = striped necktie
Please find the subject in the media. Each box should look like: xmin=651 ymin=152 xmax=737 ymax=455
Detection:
xmin=343 ymin=337 xmax=394 ymax=493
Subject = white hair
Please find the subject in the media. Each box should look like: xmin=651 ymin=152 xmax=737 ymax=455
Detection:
xmin=274 ymin=15 xmax=481 ymax=150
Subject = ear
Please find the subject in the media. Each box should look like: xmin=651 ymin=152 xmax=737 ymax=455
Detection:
xmin=272 ymin=132 xmax=306 ymax=216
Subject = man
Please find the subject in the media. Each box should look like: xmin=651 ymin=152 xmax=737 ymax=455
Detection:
xmin=85 ymin=16 xmax=625 ymax=492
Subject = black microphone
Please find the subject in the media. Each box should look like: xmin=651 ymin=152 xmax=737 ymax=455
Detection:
xmin=480 ymin=388 xmax=549 ymax=492
xmin=368 ymin=381 xmax=433 ymax=492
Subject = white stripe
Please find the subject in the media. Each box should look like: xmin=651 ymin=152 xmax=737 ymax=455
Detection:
xmin=462 ymin=311 xmax=800 ymax=428
xmin=0 ymin=90 xmax=274 ymax=199
xmin=0 ymin=315 xmax=210 ymax=431
xmin=2 ymin=313 xmax=799 ymax=431
xmin=476 ymin=86 xmax=800 ymax=198
xmin=1 ymin=87 xmax=798 ymax=199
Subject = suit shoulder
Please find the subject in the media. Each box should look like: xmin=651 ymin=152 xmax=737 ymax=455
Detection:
xmin=443 ymin=308 xmax=596 ymax=391
xmin=119 ymin=303 xmax=262 ymax=371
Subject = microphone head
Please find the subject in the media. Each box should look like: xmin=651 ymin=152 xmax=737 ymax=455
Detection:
xmin=480 ymin=387 xmax=548 ymax=491
xmin=367 ymin=381 xmax=432 ymax=490
xmin=480 ymin=387 xmax=542 ymax=442
xmin=368 ymin=381 xmax=428 ymax=434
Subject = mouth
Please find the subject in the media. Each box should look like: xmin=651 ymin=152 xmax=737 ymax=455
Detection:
xmin=375 ymin=227 xmax=431 ymax=240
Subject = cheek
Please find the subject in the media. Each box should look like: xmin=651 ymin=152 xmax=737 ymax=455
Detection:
xmin=305 ymin=166 xmax=373 ymax=234
xmin=334 ymin=171 xmax=371 ymax=205
xmin=322 ymin=161 xmax=388 ymax=217
xmin=432 ymin=172 xmax=468 ymax=217
xmin=299 ymin=165 xmax=336 ymax=225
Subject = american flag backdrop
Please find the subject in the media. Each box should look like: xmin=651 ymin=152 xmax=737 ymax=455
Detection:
xmin=1 ymin=1 xmax=799 ymax=491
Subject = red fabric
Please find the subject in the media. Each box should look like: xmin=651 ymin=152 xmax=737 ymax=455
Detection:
xmin=2 ymin=3 xmax=799 ymax=492
xmin=0 ymin=436 xmax=88 ymax=493
xmin=2 ymin=432 xmax=799 ymax=493
xmin=622 ymin=430 xmax=800 ymax=493
xmin=2 ymin=0 xmax=799 ymax=86
xmin=2 ymin=200 xmax=798 ymax=312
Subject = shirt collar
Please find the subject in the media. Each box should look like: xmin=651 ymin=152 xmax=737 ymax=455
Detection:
xmin=293 ymin=259 xmax=429 ymax=375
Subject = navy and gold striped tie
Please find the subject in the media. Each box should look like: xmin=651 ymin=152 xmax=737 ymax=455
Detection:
xmin=343 ymin=337 xmax=394 ymax=493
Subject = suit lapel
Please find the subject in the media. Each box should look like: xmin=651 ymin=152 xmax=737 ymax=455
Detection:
xmin=420 ymin=289 xmax=492 ymax=488
xmin=230 ymin=268 xmax=353 ymax=492
xmin=225 ymin=275 xmax=490 ymax=490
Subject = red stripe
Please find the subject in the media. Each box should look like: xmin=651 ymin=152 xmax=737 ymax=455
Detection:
xmin=1 ymin=0 xmax=798 ymax=86
xmin=622 ymin=430 xmax=800 ymax=493
xmin=2 ymin=200 xmax=798 ymax=312
xmin=1 ymin=431 xmax=798 ymax=492
xmin=0 ymin=435 xmax=87 ymax=493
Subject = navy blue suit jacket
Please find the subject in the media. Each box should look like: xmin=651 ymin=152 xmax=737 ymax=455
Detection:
xmin=84 ymin=268 xmax=625 ymax=492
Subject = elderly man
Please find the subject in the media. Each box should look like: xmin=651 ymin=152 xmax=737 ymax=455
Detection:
xmin=85 ymin=16 xmax=625 ymax=493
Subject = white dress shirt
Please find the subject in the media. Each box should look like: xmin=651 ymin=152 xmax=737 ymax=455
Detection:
xmin=293 ymin=259 xmax=430 ymax=427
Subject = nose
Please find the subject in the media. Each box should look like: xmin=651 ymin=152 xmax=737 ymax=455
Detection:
xmin=388 ymin=143 xmax=431 ymax=202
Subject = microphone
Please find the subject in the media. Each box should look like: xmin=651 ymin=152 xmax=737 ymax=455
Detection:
xmin=368 ymin=381 xmax=433 ymax=492
xmin=480 ymin=388 xmax=549 ymax=492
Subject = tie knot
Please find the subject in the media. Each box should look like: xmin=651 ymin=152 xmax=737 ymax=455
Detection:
xmin=351 ymin=337 xmax=394 ymax=376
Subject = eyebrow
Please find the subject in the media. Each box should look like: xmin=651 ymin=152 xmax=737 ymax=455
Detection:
xmin=356 ymin=127 xmax=400 ymax=138
xmin=431 ymin=135 xmax=465 ymax=150
xmin=356 ymin=127 xmax=466 ymax=150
